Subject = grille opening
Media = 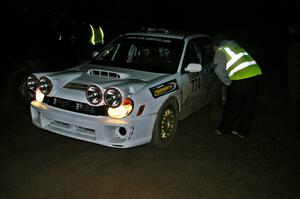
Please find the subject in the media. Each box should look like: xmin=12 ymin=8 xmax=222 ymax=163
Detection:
xmin=44 ymin=97 xmax=108 ymax=116
xmin=77 ymin=126 xmax=95 ymax=133
xmin=55 ymin=121 xmax=69 ymax=126
xmin=93 ymin=70 xmax=100 ymax=75
xmin=101 ymin=71 xmax=108 ymax=76
xmin=109 ymin=73 xmax=119 ymax=78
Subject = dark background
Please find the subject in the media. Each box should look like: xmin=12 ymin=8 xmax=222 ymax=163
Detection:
xmin=2 ymin=0 xmax=299 ymax=99
xmin=1 ymin=2 xmax=300 ymax=199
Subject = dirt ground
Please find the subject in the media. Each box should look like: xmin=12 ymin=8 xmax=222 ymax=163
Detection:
xmin=0 ymin=79 xmax=300 ymax=199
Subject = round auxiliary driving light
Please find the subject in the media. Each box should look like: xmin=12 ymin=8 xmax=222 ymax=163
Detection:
xmin=27 ymin=75 xmax=38 ymax=91
xmin=39 ymin=77 xmax=52 ymax=95
xmin=86 ymin=85 xmax=102 ymax=105
xmin=104 ymin=88 xmax=122 ymax=108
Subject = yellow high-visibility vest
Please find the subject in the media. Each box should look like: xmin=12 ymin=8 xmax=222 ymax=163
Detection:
xmin=217 ymin=45 xmax=262 ymax=80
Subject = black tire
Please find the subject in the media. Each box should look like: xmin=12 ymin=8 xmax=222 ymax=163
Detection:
xmin=151 ymin=99 xmax=178 ymax=148
xmin=18 ymin=75 xmax=35 ymax=105
xmin=5 ymin=71 xmax=35 ymax=108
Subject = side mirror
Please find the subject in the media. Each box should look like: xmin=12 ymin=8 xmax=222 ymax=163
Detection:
xmin=91 ymin=51 xmax=99 ymax=58
xmin=185 ymin=63 xmax=202 ymax=73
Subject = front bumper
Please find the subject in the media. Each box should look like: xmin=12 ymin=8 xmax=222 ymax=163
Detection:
xmin=30 ymin=101 xmax=156 ymax=148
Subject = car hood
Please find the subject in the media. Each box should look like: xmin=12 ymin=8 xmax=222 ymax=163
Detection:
xmin=39 ymin=63 xmax=168 ymax=104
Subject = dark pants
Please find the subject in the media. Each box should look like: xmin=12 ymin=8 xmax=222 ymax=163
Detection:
xmin=219 ymin=76 xmax=261 ymax=136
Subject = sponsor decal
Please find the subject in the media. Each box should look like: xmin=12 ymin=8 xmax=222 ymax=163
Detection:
xmin=149 ymin=79 xmax=179 ymax=98
xmin=64 ymin=83 xmax=89 ymax=91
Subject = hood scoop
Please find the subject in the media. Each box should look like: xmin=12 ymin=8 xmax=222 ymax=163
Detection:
xmin=87 ymin=69 xmax=129 ymax=79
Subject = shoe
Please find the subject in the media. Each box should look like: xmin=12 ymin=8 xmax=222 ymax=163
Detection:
xmin=214 ymin=129 xmax=222 ymax=135
xmin=232 ymin=131 xmax=245 ymax=138
xmin=214 ymin=129 xmax=229 ymax=136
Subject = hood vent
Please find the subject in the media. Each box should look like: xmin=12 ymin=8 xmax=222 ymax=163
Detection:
xmin=87 ymin=69 xmax=121 ymax=79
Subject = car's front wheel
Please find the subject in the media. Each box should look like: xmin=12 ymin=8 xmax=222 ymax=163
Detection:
xmin=18 ymin=75 xmax=36 ymax=105
xmin=151 ymin=99 xmax=178 ymax=148
xmin=5 ymin=70 xmax=35 ymax=108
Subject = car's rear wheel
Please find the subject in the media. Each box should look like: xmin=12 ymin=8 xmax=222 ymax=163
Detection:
xmin=151 ymin=99 xmax=178 ymax=148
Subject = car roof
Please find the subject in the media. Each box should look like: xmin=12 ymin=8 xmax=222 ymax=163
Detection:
xmin=124 ymin=28 xmax=210 ymax=40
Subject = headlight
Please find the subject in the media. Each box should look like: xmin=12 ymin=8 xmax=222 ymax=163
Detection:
xmin=86 ymin=85 xmax=102 ymax=105
xmin=39 ymin=77 xmax=52 ymax=95
xmin=107 ymin=98 xmax=134 ymax=119
xmin=27 ymin=75 xmax=38 ymax=91
xmin=104 ymin=88 xmax=122 ymax=108
xmin=35 ymin=89 xmax=45 ymax=102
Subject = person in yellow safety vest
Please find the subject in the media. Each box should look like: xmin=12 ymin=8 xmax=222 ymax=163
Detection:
xmin=212 ymin=33 xmax=262 ymax=138
xmin=89 ymin=24 xmax=104 ymax=46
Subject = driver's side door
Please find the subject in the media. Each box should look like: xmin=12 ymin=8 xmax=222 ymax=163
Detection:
xmin=179 ymin=38 xmax=206 ymax=119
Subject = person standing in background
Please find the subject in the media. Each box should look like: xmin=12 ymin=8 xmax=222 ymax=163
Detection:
xmin=287 ymin=27 xmax=300 ymax=111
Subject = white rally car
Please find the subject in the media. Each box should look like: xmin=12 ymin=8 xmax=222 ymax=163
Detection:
xmin=27 ymin=28 xmax=223 ymax=148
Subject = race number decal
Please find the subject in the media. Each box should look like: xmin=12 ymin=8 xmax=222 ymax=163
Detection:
xmin=191 ymin=76 xmax=201 ymax=93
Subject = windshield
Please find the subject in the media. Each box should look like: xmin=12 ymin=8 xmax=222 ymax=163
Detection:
xmin=90 ymin=35 xmax=184 ymax=73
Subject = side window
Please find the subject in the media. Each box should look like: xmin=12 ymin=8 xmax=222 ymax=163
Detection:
xmin=198 ymin=37 xmax=214 ymax=65
xmin=98 ymin=43 xmax=120 ymax=61
xmin=182 ymin=40 xmax=201 ymax=72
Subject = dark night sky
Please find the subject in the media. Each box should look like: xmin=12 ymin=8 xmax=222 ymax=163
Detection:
xmin=2 ymin=0 xmax=299 ymax=67
xmin=4 ymin=0 xmax=298 ymax=44
xmin=1 ymin=0 xmax=299 ymax=98
xmin=3 ymin=0 xmax=298 ymax=64
xmin=4 ymin=0 xmax=299 ymax=27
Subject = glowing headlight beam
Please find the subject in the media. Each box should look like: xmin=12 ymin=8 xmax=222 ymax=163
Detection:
xmin=35 ymin=89 xmax=45 ymax=103
xmin=107 ymin=98 xmax=133 ymax=119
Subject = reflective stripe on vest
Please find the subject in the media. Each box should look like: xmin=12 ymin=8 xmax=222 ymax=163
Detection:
xmin=228 ymin=60 xmax=257 ymax=77
xmin=224 ymin=47 xmax=249 ymax=70
xmin=218 ymin=46 xmax=261 ymax=79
